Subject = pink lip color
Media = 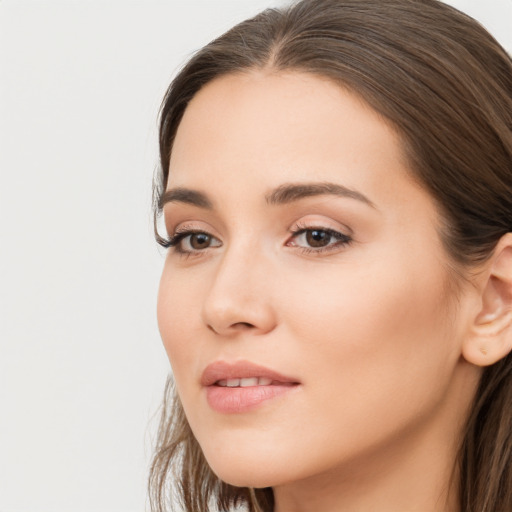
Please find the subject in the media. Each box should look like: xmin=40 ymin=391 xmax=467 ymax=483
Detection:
xmin=201 ymin=360 xmax=300 ymax=414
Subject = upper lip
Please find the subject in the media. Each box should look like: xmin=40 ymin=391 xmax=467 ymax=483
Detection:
xmin=201 ymin=360 xmax=300 ymax=387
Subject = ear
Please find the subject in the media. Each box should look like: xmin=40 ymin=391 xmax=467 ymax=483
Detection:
xmin=462 ymin=233 xmax=512 ymax=367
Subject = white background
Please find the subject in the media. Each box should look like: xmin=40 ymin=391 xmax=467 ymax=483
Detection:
xmin=0 ymin=1 xmax=510 ymax=511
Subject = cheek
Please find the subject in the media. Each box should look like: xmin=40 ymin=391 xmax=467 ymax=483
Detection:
xmin=279 ymin=251 xmax=458 ymax=420
xmin=283 ymin=255 xmax=446 ymax=341
xmin=245 ymin=256 xmax=461 ymax=479
xmin=157 ymin=267 xmax=204 ymax=381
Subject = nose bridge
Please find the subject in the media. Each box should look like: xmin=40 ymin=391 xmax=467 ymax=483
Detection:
xmin=201 ymin=237 xmax=275 ymax=335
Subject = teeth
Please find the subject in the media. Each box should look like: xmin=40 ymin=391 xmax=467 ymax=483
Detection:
xmin=216 ymin=377 xmax=274 ymax=387
xmin=240 ymin=377 xmax=259 ymax=387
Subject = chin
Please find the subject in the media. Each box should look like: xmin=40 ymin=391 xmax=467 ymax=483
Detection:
xmin=210 ymin=465 xmax=282 ymax=489
xmin=215 ymin=471 xmax=274 ymax=489
xmin=201 ymin=444 xmax=294 ymax=489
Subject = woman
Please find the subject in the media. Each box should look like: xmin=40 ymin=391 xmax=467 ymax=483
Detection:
xmin=150 ymin=1 xmax=512 ymax=511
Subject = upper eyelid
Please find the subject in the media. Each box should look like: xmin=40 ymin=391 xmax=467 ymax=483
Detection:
xmin=169 ymin=228 xmax=220 ymax=242
xmin=290 ymin=218 xmax=353 ymax=236
xmin=164 ymin=216 xmax=353 ymax=239
xmin=165 ymin=220 xmax=218 ymax=237
xmin=288 ymin=226 xmax=352 ymax=243
xmin=291 ymin=226 xmax=347 ymax=236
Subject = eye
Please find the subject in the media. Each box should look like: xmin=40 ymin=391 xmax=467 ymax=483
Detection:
xmin=303 ymin=229 xmax=334 ymax=248
xmin=166 ymin=230 xmax=222 ymax=254
xmin=183 ymin=233 xmax=215 ymax=251
xmin=287 ymin=226 xmax=352 ymax=253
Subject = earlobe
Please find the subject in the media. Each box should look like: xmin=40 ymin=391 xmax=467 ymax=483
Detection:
xmin=462 ymin=234 xmax=512 ymax=367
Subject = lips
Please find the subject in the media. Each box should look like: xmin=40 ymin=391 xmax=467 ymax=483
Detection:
xmin=201 ymin=360 xmax=299 ymax=387
xmin=201 ymin=360 xmax=300 ymax=413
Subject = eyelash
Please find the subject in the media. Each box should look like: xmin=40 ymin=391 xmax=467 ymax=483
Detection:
xmin=160 ymin=227 xmax=217 ymax=255
xmin=287 ymin=223 xmax=352 ymax=255
xmin=161 ymin=224 xmax=352 ymax=256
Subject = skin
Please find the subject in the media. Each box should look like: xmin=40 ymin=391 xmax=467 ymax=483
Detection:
xmin=157 ymin=71 xmax=484 ymax=512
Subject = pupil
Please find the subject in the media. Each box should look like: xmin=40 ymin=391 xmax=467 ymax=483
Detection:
xmin=306 ymin=230 xmax=331 ymax=247
xmin=191 ymin=233 xmax=210 ymax=249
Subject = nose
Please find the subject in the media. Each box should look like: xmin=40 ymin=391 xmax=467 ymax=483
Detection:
xmin=201 ymin=245 xmax=277 ymax=337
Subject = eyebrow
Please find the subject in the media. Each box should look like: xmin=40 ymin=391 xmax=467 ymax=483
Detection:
xmin=159 ymin=188 xmax=213 ymax=210
xmin=265 ymin=182 xmax=375 ymax=208
xmin=160 ymin=181 xmax=375 ymax=210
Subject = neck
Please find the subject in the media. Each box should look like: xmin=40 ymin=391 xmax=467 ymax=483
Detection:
xmin=273 ymin=432 xmax=460 ymax=512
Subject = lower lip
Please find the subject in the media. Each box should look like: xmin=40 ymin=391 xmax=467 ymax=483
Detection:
xmin=205 ymin=384 xmax=297 ymax=413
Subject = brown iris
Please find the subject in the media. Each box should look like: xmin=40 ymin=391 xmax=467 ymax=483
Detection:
xmin=190 ymin=233 xmax=212 ymax=250
xmin=306 ymin=230 xmax=332 ymax=248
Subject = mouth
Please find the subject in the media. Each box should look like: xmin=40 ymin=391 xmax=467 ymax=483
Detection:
xmin=201 ymin=360 xmax=300 ymax=413
xmin=215 ymin=377 xmax=295 ymax=387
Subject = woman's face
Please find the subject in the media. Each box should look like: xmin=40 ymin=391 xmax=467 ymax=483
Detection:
xmin=157 ymin=72 xmax=480 ymax=489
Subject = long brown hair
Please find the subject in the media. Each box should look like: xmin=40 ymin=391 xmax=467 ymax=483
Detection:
xmin=149 ymin=1 xmax=512 ymax=510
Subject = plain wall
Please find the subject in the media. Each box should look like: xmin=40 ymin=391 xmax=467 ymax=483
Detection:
xmin=0 ymin=1 xmax=510 ymax=511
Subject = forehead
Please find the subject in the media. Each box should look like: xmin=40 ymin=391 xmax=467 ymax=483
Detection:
xmin=168 ymin=71 xmax=422 ymax=211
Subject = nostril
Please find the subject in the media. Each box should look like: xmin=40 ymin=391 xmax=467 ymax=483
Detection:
xmin=207 ymin=322 xmax=255 ymax=334
xmin=234 ymin=322 xmax=255 ymax=330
